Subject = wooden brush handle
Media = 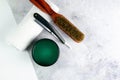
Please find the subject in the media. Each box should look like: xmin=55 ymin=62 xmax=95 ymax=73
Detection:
xmin=35 ymin=0 xmax=56 ymax=16
xmin=30 ymin=0 xmax=48 ymax=13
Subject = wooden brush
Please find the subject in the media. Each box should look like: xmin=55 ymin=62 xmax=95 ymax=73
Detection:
xmin=30 ymin=0 xmax=84 ymax=42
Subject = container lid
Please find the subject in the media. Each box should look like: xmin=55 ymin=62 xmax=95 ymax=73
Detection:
xmin=32 ymin=39 xmax=59 ymax=66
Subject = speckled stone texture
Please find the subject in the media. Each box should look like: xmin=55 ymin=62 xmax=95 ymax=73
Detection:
xmin=7 ymin=0 xmax=32 ymax=23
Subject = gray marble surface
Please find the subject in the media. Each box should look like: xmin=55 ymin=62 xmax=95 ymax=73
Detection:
xmin=7 ymin=0 xmax=120 ymax=80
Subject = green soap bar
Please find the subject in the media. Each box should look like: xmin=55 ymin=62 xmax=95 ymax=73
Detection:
xmin=32 ymin=39 xmax=59 ymax=66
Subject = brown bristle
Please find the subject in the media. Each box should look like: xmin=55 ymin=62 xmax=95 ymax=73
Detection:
xmin=53 ymin=14 xmax=84 ymax=42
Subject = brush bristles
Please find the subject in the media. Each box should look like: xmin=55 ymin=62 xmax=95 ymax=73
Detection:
xmin=54 ymin=14 xmax=84 ymax=42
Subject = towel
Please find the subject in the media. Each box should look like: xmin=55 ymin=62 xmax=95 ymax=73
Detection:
xmin=7 ymin=0 xmax=59 ymax=51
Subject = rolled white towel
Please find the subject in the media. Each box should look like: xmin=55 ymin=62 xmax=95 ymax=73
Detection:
xmin=7 ymin=0 xmax=59 ymax=51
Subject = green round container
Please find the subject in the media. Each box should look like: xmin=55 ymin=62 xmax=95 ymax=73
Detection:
xmin=32 ymin=39 xmax=59 ymax=67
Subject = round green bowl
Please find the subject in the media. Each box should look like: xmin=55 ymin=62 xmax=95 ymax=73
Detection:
xmin=32 ymin=39 xmax=59 ymax=67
